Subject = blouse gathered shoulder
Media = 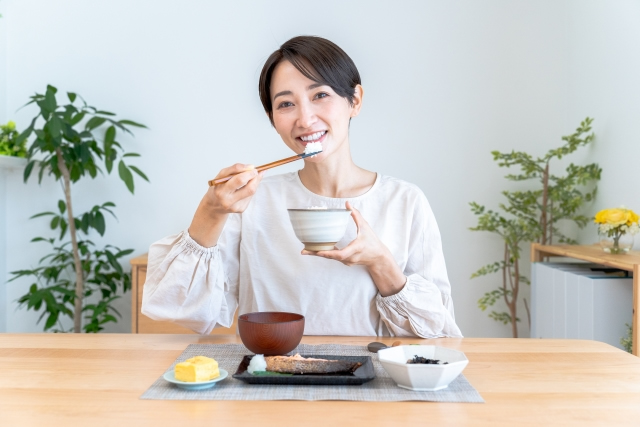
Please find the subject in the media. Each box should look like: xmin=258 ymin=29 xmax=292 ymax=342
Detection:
xmin=141 ymin=172 xmax=463 ymax=338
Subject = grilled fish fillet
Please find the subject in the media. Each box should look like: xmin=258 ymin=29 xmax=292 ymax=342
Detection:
xmin=265 ymin=354 xmax=361 ymax=374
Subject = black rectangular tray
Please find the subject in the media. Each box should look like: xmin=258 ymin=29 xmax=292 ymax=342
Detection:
xmin=232 ymin=354 xmax=375 ymax=385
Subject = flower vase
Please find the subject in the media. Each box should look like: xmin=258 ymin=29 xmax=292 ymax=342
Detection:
xmin=598 ymin=229 xmax=634 ymax=254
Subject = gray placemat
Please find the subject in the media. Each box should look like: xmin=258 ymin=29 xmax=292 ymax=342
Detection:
xmin=140 ymin=343 xmax=484 ymax=402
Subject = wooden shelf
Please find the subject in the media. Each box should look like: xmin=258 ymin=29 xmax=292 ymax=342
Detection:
xmin=531 ymin=243 xmax=640 ymax=356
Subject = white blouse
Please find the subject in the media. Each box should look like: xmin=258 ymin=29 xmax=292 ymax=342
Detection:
xmin=141 ymin=172 xmax=462 ymax=338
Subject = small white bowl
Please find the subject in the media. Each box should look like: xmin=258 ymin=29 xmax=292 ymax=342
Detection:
xmin=378 ymin=345 xmax=469 ymax=391
xmin=287 ymin=208 xmax=352 ymax=251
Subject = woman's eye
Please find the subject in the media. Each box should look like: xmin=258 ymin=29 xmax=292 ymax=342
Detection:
xmin=314 ymin=92 xmax=329 ymax=99
xmin=277 ymin=101 xmax=293 ymax=109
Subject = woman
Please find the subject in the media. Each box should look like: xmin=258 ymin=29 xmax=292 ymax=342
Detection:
xmin=141 ymin=36 xmax=462 ymax=338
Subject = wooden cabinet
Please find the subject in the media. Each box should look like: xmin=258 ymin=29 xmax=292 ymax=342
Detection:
xmin=130 ymin=254 xmax=237 ymax=334
xmin=531 ymin=243 xmax=640 ymax=356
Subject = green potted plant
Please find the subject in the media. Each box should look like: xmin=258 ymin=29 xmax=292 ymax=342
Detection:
xmin=0 ymin=120 xmax=29 ymax=170
xmin=469 ymin=118 xmax=601 ymax=337
xmin=0 ymin=121 xmax=26 ymax=157
xmin=9 ymin=85 xmax=148 ymax=332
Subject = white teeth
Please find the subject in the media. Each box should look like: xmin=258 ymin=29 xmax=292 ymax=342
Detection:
xmin=300 ymin=131 xmax=325 ymax=141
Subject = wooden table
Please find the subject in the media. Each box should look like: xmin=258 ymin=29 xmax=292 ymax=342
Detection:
xmin=531 ymin=244 xmax=640 ymax=356
xmin=1 ymin=334 xmax=640 ymax=426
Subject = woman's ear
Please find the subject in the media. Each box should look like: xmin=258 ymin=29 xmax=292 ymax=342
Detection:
xmin=350 ymin=85 xmax=364 ymax=118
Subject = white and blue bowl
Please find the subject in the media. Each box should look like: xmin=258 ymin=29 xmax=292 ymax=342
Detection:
xmin=378 ymin=345 xmax=469 ymax=391
xmin=287 ymin=208 xmax=352 ymax=251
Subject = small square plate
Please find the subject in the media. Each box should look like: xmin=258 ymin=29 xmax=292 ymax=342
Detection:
xmin=232 ymin=354 xmax=375 ymax=385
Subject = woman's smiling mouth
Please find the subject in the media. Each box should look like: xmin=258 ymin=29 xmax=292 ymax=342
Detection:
xmin=297 ymin=130 xmax=327 ymax=145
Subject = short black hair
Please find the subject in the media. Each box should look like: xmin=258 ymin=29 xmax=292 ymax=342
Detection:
xmin=259 ymin=36 xmax=361 ymax=126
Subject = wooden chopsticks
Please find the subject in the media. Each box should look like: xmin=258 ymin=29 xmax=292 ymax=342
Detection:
xmin=208 ymin=152 xmax=319 ymax=186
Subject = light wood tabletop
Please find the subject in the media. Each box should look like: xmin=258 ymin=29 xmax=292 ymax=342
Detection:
xmin=1 ymin=334 xmax=640 ymax=427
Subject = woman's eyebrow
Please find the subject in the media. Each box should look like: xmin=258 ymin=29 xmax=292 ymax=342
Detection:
xmin=273 ymin=90 xmax=292 ymax=101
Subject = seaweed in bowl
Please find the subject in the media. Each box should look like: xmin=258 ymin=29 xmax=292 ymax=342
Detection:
xmin=407 ymin=355 xmax=449 ymax=365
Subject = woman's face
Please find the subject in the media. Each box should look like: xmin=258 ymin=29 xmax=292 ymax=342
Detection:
xmin=270 ymin=60 xmax=362 ymax=162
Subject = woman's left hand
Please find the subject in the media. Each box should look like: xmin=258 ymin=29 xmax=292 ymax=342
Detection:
xmin=301 ymin=201 xmax=385 ymax=266
xmin=302 ymin=201 xmax=406 ymax=296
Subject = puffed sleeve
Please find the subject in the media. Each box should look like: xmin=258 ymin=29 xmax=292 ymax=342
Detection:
xmin=375 ymin=193 xmax=463 ymax=338
xmin=140 ymin=214 xmax=241 ymax=334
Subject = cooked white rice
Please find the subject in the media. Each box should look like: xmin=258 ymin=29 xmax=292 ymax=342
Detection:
xmin=304 ymin=141 xmax=323 ymax=156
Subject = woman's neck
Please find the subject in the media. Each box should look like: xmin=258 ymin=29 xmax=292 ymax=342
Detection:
xmin=298 ymin=143 xmax=377 ymax=198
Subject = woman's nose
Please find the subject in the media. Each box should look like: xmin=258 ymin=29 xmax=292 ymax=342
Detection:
xmin=296 ymin=102 xmax=317 ymax=129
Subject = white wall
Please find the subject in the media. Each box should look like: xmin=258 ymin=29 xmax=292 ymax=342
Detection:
xmin=1 ymin=0 xmax=637 ymax=337
xmin=568 ymin=0 xmax=640 ymax=243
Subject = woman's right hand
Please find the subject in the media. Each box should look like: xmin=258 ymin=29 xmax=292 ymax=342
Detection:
xmin=207 ymin=164 xmax=264 ymax=214
xmin=189 ymin=164 xmax=264 ymax=247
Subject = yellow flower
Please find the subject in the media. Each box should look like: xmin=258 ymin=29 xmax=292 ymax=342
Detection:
xmin=594 ymin=207 xmax=639 ymax=226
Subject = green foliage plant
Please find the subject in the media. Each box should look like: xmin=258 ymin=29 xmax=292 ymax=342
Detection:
xmin=9 ymin=85 xmax=148 ymax=333
xmin=621 ymin=323 xmax=632 ymax=353
xmin=0 ymin=121 xmax=27 ymax=157
xmin=469 ymin=118 xmax=601 ymax=338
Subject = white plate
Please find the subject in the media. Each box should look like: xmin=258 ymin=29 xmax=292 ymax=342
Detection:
xmin=163 ymin=368 xmax=228 ymax=390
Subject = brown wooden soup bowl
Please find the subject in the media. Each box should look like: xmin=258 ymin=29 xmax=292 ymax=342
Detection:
xmin=238 ymin=312 xmax=305 ymax=355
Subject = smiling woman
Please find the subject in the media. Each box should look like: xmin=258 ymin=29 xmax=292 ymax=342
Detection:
xmin=141 ymin=36 xmax=462 ymax=338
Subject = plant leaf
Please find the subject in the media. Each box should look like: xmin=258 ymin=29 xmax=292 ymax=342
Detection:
xmin=118 ymin=160 xmax=134 ymax=193
xmin=128 ymin=165 xmax=149 ymax=182
xmin=50 ymin=216 xmax=60 ymax=230
xmin=30 ymin=211 xmax=56 ymax=219
xmin=16 ymin=125 xmax=34 ymax=146
xmin=44 ymin=86 xmax=57 ymax=112
xmin=94 ymin=211 xmax=106 ymax=236
xmin=23 ymin=160 xmax=36 ymax=183
xmin=44 ymin=310 xmax=59 ymax=330
xmin=118 ymin=119 xmax=147 ymax=128
xmin=104 ymin=125 xmax=116 ymax=150
xmin=115 ymin=249 xmax=134 ymax=258
xmin=69 ymin=111 xmax=86 ymax=126
xmin=85 ymin=116 xmax=106 ymax=131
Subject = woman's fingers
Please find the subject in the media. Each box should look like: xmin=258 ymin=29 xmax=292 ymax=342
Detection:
xmin=225 ymin=168 xmax=259 ymax=191
xmin=311 ymin=242 xmax=361 ymax=264
xmin=208 ymin=164 xmax=263 ymax=214
xmin=346 ymin=201 xmax=366 ymax=234
xmin=232 ymin=171 xmax=264 ymax=201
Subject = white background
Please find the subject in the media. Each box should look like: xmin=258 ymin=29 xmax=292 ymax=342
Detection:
xmin=0 ymin=0 xmax=638 ymax=337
